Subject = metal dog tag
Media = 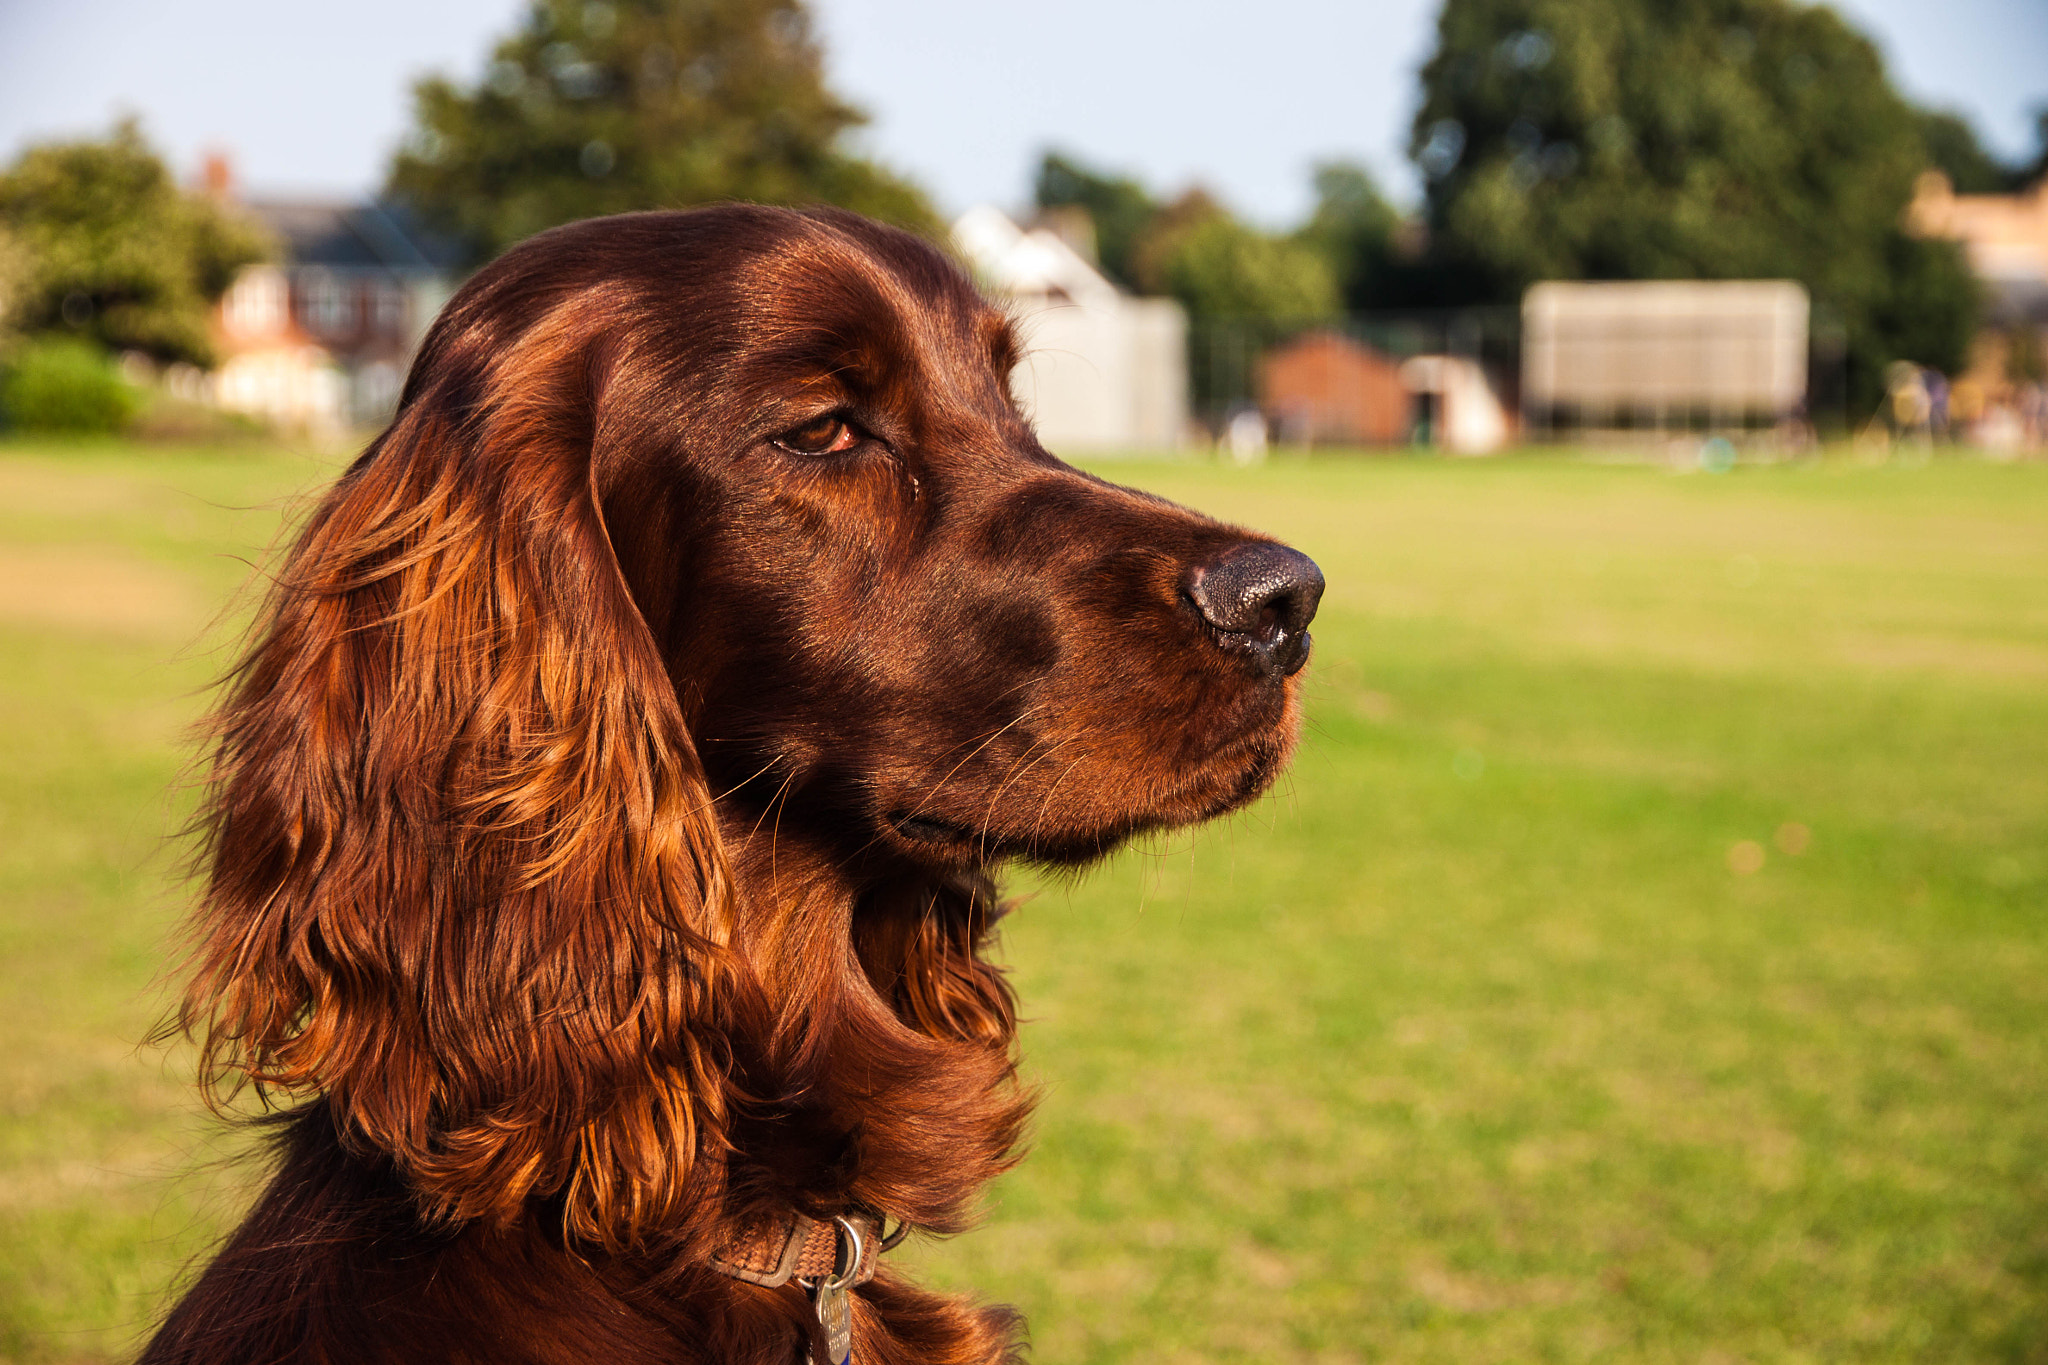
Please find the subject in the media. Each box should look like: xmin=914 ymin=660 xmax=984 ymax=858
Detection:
xmin=810 ymin=1279 xmax=852 ymax=1365
xmin=804 ymin=1213 xmax=863 ymax=1365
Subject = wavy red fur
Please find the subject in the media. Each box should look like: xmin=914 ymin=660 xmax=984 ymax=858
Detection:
xmin=147 ymin=204 xmax=1318 ymax=1364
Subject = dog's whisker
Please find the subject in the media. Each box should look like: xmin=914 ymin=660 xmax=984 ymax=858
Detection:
xmin=897 ymin=704 xmax=1044 ymax=827
xmin=975 ymin=732 xmax=1075 ymax=861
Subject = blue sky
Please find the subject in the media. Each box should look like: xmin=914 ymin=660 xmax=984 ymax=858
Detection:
xmin=1 ymin=0 xmax=2041 ymax=226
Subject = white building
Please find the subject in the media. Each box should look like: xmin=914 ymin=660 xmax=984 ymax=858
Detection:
xmin=952 ymin=206 xmax=1187 ymax=452
xmin=1522 ymin=280 xmax=1810 ymax=429
xmin=1397 ymin=353 xmax=1513 ymax=454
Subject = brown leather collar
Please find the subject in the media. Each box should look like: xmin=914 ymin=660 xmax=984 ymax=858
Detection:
xmin=708 ymin=1211 xmax=896 ymax=1289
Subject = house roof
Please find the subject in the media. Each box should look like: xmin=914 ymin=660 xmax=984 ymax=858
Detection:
xmin=951 ymin=205 xmax=1122 ymax=307
xmin=244 ymin=200 xmax=464 ymax=273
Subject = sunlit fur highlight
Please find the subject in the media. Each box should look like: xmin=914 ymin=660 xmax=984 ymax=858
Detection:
xmin=184 ymin=323 xmax=746 ymax=1248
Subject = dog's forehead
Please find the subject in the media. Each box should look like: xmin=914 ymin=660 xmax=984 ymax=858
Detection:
xmin=726 ymin=221 xmax=1015 ymax=405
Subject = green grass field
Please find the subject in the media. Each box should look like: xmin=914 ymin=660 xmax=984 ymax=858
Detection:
xmin=2 ymin=439 xmax=2044 ymax=1363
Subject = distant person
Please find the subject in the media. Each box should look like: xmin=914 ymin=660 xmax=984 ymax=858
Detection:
xmin=1886 ymin=361 xmax=1932 ymax=445
xmin=1924 ymin=368 xmax=1950 ymax=443
xmin=1776 ymin=399 xmax=1818 ymax=455
xmin=1949 ymin=375 xmax=1986 ymax=439
xmin=1224 ymin=407 xmax=1270 ymax=465
xmin=2020 ymin=381 xmax=2048 ymax=451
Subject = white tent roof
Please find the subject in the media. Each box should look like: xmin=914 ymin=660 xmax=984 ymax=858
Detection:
xmin=951 ymin=205 xmax=1122 ymax=307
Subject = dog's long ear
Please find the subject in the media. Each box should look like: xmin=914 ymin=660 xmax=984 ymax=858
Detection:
xmin=182 ymin=298 xmax=740 ymax=1249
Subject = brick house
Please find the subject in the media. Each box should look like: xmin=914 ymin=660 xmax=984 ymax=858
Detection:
xmin=204 ymin=157 xmax=462 ymax=432
xmin=1257 ymin=330 xmax=1410 ymax=445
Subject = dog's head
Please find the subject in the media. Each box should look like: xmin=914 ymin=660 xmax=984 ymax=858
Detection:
xmin=567 ymin=206 xmax=1323 ymax=868
xmin=186 ymin=205 xmax=1320 ymax=1248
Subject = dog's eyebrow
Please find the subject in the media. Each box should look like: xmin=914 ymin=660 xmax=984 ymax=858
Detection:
xmin=747 ymin=223 xmax=1006 ymax=420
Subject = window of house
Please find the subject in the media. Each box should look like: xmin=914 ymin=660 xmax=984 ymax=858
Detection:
xmin=225 ymin=268 xmax=287 ymax=334
xmin=301 ymin=271 xmax=352 ymax=335
xmin=372 ymin=285 xmax=408 ymax=334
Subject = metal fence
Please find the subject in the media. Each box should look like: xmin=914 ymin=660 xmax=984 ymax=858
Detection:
xmin=1189 ymin=308 xmax=1518 ymax=430
xmin=1188 ymin=302 xmax=1852 ymax=447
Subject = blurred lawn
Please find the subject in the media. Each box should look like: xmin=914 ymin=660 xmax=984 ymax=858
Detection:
xmin=3 ymin=440 xmax=2046 ymax=1363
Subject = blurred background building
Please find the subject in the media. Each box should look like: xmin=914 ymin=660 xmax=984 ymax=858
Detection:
xmin=1908 ymin=169 xmax=2048 ymax=447
xmin=952 ymin=205 xmax=1187 ymax=450
xmin=201 ymin=155 xmax=461 ymax=433
xmin=0 ymin=0 xmax=2042 ymax=453
xmin=1521 ymin=281 xmax=1810 ymax=436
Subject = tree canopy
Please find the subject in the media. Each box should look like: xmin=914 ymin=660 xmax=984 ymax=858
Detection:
xmin=1133 ymin=191 xmax=1338 ymax=324
xmin=1032 ymin=152 xmax=1338 ymax=325
xmin=1408 ymin=0 xmax=1979 ymax=399
xmin=385 ymin=0 xmax=938 ymax=265
xmin=1916 ymin=109 xmax=2022 ymax=195
xmin=1033 ymin=152 xmax=1159 ymax=292
xmin=1294 ymin=161 xmax=1410 ymax=311
xmin=0 ymin=119 xmax=269 ymax=367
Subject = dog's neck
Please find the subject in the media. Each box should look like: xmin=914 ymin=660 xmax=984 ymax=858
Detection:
xmin=716 ymin=825 xmax=1028 ymax=1238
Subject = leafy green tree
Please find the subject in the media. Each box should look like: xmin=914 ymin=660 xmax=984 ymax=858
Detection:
xmin=0 ymin=119 xmax=269 ymax=367
xmin=1 ymin=336 xmax=143 ymax=432
xmin=1408 ymin=0 xmax=1979 ymax=402
xmin=2017 ymin=108 xmax=2048 ymax=187
xmin=1293 ymin=161 xmax=1405 ymax=311
xmin=1106 ymin=190 xmax=1336 ymax=417
xmin=2008 ymin=324 xmax=2045 ymax=384
xmin=2004 ymin=108 xmax=2048 ymax=188
xmin=1033 ymin=150 xmax=1159 ymax=290
xmin=1032 ymin=151 xmax=1336 ymax=324
xmin=0 ymin=226 xmax=28 ymax=343
xmin=1134 ymin=192 xmax=1339 ymax=323
xmin=386 ymin=0 xmax=936 ymax=265
xmin=1916 ymin=108 xmax=2019 ymax=194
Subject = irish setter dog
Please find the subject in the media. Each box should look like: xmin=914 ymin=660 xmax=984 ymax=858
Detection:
xmin=145 ymin=205 xmax=1322 ymax=1365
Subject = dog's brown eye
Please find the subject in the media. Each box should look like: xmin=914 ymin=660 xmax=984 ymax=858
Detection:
xmin=774 ymin=414 xmax=860 ymax=456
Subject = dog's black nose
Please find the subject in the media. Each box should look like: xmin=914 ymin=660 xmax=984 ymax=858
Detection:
xmin=1186 ymin=542 xmax=1324 ymax=679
